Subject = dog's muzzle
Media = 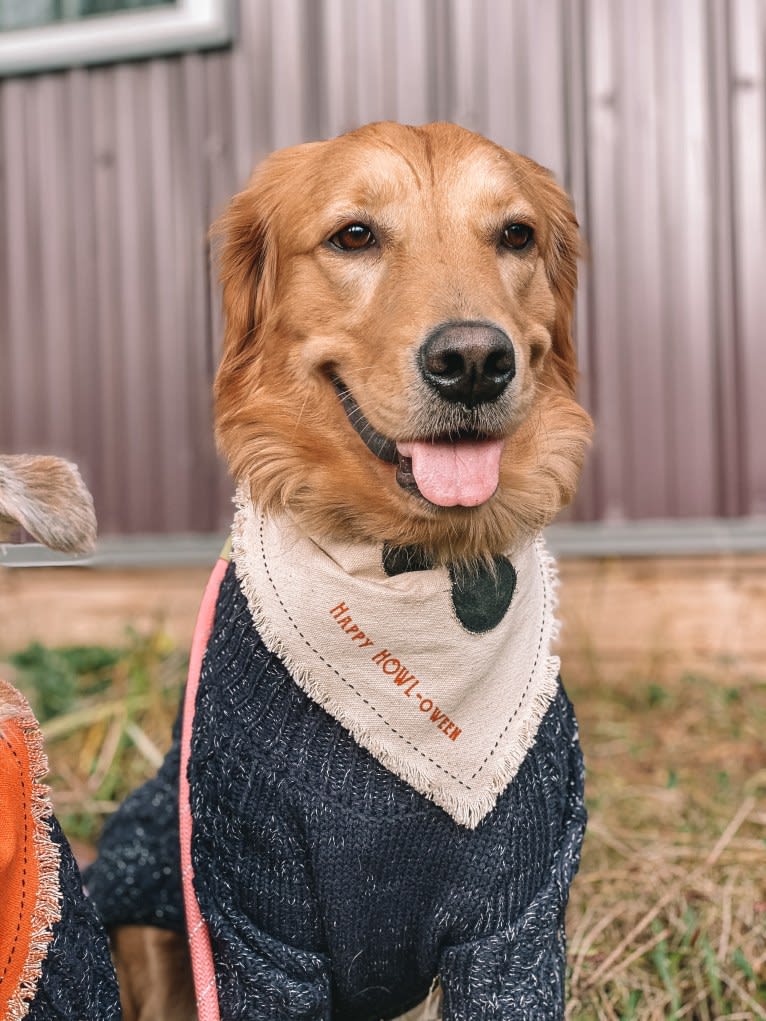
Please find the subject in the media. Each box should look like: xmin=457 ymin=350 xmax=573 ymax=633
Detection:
xmin=331 ymin=375 xmax=398 ymax=464
xmin=331 ymin=374 xmax=506 ymax=509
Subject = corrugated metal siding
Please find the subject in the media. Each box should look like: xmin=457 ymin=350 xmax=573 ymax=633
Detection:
xmin=582 ymin=0 xmax=766 ymax=522
xmin=0 ymin=0 xmax=764 ymax=535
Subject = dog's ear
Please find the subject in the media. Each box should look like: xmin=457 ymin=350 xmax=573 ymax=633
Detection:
xmin=0 ymin=455 xmax=96 ymax=554
xmin=212 ymin=143 xmax=322 ymax=469
xmin=518 ymin=159 xmax=581 ymax=394
xmin=212 ymin=177 xmax=279 ymax=369
xmin=213 ymin=142 xmax=322 ymax=371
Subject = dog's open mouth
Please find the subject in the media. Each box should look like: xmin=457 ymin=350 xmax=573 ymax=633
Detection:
xmin=331 ymin=375 xmax=504 ymax=508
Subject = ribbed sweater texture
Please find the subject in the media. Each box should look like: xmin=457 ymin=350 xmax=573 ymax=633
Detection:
xmin=26 ymin=816 xmax=122 ymax=1020
xmin=88 ymin=562 xmax=586 ymax=1020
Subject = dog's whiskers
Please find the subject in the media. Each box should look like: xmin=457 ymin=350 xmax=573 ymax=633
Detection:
xmin=291 ymin=392 xmax=311 ymax=441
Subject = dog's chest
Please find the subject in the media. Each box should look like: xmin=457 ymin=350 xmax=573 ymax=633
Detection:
xmin=186 ymin=563 xmax=578 ymax=1018
xmin=229 ymin=499 xmax=563 ymax=828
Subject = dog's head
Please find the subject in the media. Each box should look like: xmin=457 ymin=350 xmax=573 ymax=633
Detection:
xmin=214 ymin=121 xmax=592 ymax=563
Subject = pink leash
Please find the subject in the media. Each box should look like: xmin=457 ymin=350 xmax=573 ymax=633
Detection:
xmin=179 ymin=554 xmax=230 ymax=1021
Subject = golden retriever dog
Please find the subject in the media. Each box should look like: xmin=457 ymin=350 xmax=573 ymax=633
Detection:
xmin=90 ymin=121 xmax=592 ymax=1021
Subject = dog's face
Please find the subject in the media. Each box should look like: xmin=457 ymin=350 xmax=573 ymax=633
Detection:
xmin=215 ymin=121 xmax=592 ymax=563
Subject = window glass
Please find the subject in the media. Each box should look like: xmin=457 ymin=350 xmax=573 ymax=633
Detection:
xmin=0 ymin=0 xmax=175 ymax=31
xmin=0 ymin=0 xmax=229 ymax=73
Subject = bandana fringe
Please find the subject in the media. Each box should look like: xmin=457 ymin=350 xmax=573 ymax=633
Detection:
xmin=536 ymin=534 xmax=562 ymax=644
xmin=0 ymin=680 xmax=63 ymax=1021
xmin=231 ymin=495 xmax=562 ymax=829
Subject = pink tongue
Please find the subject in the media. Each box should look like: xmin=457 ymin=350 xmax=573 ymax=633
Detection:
xmin=397 ymin=438 xmax=505 ymax=507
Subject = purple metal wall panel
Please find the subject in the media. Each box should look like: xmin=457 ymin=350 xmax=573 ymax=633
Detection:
xmin=0 ymin=0 xmax=764 ymax=536
xmin=583 ymin=0 xmax=626 ymax=521
xmin=731 ymin=0 xmax=766 ymax=515
xmin=658 ymin=0 xmax=718 ymax=519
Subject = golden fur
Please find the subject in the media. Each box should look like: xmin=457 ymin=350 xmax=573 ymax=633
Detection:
xmin=110 ymin=928 xmax=196 ymax=1021
xmin=214 ymin=121 xmax=591 ymax=564
xmin=0 ymin=455 xmax=96 ymax=554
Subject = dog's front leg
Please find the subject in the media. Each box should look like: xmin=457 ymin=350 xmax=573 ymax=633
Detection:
xmin=437 ymin=792 xmax=585 ymax=1021
xmin=438 ymin=916 xmax=568 ymax=1021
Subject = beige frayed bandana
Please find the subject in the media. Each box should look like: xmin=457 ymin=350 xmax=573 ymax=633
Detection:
xmin=231 ymin=490 xmax=560 ymax=828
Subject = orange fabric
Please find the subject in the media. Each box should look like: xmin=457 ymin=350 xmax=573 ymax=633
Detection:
xmin=0 ymin=719 xmax=38 ymax=1010
xmin=0 ymin=681 xmax=61 ymax=1021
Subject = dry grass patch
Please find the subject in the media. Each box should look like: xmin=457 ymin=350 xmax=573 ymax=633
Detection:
xmin=566 ymin=664 xmax=766 ymax=1019
xmin=4 ymin=635 xmax=765 ymax=1018
xmin=5 ymin=632 xmax=184 ymax=845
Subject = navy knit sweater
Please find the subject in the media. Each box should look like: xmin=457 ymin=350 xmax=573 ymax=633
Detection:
xmin=88 ymin=562 xmax=586 ymax=1020
xmin=27 ymin=816 xmax=122 ymax=1020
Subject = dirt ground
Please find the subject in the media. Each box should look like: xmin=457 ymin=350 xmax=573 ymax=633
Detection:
xmin=2 ymin=554 xmax=765 ymax=677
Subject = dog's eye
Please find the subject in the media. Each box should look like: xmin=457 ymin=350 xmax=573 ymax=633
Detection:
xmin=501 ymin=223 xmax=534 ymax=251
xmin=329 ymin=223 xmax=376 ymax=251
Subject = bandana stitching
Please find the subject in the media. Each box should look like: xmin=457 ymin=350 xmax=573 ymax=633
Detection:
xmin=231 ymin=491 xmax=561 ymax=827
xmin=470 ymin=541 xmax=550 ymax=780
xmin=257 ymin=516 xmax=469 ymax=787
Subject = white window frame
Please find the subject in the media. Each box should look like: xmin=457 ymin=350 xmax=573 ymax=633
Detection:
xmin=0 ymin=0 xmax=233 ymax=76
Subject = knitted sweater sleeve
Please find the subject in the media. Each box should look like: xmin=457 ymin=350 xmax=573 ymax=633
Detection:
xmin=437 ymin=735 xmax=585 ymax=1021
xmin=197 ymin=900 xmax=333 ymax=1021
xmin=438 ymin=874 xmax=567 ymax=1020
xmin=85 ymin=706 xmax=185 ymax=932
xmin=26 ymin=816 xmax=123 ymax=1021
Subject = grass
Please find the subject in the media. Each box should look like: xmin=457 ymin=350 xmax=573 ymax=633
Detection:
xmin=6 ymin=631 xmax=186 ymax=844
xmin=4 ymin=634 xmax=765 ymax=1019
xmin=565 ymin=661 xmax=766 ymax=1020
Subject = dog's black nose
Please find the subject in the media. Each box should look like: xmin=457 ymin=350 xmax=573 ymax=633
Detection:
xmin=419 ymin=323 xmax=516 ymax=407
